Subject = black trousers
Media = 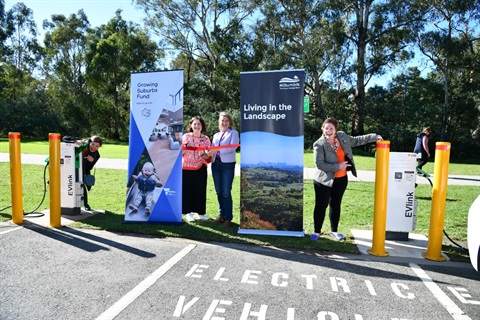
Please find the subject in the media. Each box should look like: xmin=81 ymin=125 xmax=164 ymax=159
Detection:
xmin=182 ymin=166 xmax=208 ymax=215
xmin=417 ymin=155 xmax=429 ymax=170
xmin=313 ymin=175 xmax=348 ymax=233
xmin=83 ymin=184 xmax=92 ymax=207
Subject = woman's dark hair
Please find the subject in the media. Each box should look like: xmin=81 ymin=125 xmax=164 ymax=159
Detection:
xmin=187 ymin=116 xmax=207 ymax=134
xmin=82 ymin=135 xmax=103 ymax=157
xmin=322 ymin=118 xmax=339 ymax=132
xmin=90 ymin=135 xmax=103 ymax=146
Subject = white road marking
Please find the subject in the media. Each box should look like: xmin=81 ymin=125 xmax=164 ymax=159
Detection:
xmin=96 ymin=244 xmax=196 ymax=320
xmin=0 ymin=226 xmax=22 ymax=235
xmin=410 ymin=263 xmax=471 ymax=320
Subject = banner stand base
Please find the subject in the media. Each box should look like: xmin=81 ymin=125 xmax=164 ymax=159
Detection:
xmin=238 ymin=228 xmax=305 ymax=237
xmin=122 ymin=220 xmax=183 ymax=225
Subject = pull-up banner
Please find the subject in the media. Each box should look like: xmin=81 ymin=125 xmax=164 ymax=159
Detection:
xmin=125 ymin=70 xmax=184 ymax=223
xmin=239 ymin=70 xmax=305 ymax=237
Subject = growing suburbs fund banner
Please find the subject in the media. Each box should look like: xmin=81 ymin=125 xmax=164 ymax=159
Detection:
xmin=239 ymin=70 xmax=305 ymax=237
xmin=125 ymin=70 xmax=184 ymax=223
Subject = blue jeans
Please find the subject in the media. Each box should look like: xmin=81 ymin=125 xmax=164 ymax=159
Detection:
xmin=211 ymin=161 xmax=235 ymax=220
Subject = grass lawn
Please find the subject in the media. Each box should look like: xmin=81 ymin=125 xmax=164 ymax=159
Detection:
xmin=1 ymin=161 xmax=477 ymax=261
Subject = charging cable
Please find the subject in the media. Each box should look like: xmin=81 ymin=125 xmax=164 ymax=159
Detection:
xmin=22 ymin=162 xmax=49 ymax=217
xmin=0 ymin=163 xmax=48 ymax=217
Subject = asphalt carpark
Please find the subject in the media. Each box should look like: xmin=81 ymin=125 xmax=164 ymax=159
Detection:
xmin=1 ymin=220 xmax=480 ymax=320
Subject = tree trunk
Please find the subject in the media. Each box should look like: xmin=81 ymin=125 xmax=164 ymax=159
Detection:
xmin=352 ymin=0 xmax=367 ymax=136
xmin=113 ymin=86 xmax=120 ymax=140
xmin=441 ymin=67 xmax=449 ymax=141
xmin=352 ymin=62 xmax=367 ymax=136
xmin=313 ymin=74 xmax=326 ymax=120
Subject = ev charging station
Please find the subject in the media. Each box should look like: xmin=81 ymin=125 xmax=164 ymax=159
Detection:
xmin=60 ymin=142 xmax=84 ymax=215
xmin=385 ymin=152 xmax=418 ymax=240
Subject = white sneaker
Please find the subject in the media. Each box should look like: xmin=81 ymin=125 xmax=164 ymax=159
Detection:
xmin=198 ymin=214 xmax=210 ymax=221
xmin=185 ymin=213 xmax=195 ymax=222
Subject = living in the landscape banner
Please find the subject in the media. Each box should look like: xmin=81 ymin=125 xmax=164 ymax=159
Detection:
xmin=239 ymin=69 xmax=305 ymax=236
xmin=125 ymin=70 xmax=184 ymax=223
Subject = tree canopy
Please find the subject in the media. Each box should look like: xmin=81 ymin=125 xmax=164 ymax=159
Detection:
xmin=0 ymin=0 xmax=479 ymax=159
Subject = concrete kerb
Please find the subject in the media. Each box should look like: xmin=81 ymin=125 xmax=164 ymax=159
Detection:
xmin=22 ymin=208 xmax=104 ymax=228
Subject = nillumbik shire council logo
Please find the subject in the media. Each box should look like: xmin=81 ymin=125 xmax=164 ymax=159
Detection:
xmin=279 ymin=75 xmax=301 ymax=90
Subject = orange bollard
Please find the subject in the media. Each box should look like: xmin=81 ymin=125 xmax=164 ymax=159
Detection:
xmin=423 ymin=142 xmax=451 ymax=261
xmin=9 ymin=132 xmax=24 ymax=224
xmin=368 ymin=140 xmax=390 ymax=257
xmin=49 ymin=133 xmax=62 ymax=228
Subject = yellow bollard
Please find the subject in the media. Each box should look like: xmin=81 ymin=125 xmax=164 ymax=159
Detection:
xmin=423 ymin=142 xmax=451 ymax=261
xmin=9 ymin=132 xmax=24 ymax=224
xmin=368 ymin=140 xmax=390 ymax=257
xmin=49 ymin=133 xmax=62 ymax=228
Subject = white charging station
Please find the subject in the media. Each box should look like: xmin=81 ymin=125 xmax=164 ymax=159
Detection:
xmin=386 ymin=152 xmax=418 ymax=240
xmin=60 ymin=142 xmax=84 ymax=215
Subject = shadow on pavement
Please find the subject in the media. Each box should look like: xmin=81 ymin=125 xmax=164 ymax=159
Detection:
xmin=23 ymin=221 xmax=156 ymax=258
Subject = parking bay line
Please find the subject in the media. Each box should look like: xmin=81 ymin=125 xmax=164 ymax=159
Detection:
xmin=96 ymin=244 xmax=196 ymax=320
xmin=0 ymin=226 xmax=22 ymax=235
xmin=410 ymin=263 xmax=471 ymax=320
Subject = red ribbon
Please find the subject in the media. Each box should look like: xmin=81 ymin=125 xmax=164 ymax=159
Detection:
xmin=182 ymin=143 xmax=240 ymax=151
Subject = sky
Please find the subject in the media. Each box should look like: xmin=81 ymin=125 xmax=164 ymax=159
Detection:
xmin=4 ymin=0 xmax=435 ymax=88
xmin=4 ymin=0 xmax=147 ymax=35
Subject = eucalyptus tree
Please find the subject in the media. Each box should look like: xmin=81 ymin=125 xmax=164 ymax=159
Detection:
xmin=365 ymin=67 xmax=444 ymax=151
xmin=85 ymin=10 xmax=160 ymax=140
xmin=330 ymin=0 xmax=428 ymax=136
xmin=417 ymin=0 xmax=480 ymax=141
xmin=135 ymin=0 xmax=260 ymax=118
xmin=254 ymin=0 xmax=347 ymax=146
xmin=3 ymin=2 xmax=42 ymax=102
xmin=0 ymin=2 xmax=49 ymax=137
xmin=0 ymin=0 xmax=10 ymax=99
xmin=0 ymin=0 xmax=10 ymax=135
xmin=43 ymin=10 xmax=91 ymax=135
xmin=0 ymin=0 xmax=9 ymax=57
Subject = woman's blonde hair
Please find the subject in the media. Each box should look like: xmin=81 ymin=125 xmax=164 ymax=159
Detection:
xmin=218 ymin=112 xmax=235 ymax=131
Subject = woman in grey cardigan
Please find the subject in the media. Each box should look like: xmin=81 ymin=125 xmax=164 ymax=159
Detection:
xmin=311 ymin=118 xmax=382 ymax=241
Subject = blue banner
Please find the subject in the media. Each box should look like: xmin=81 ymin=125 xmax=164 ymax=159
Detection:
xmin=239 ymin=70 xmax=305 ymax=236
xmin=125 ymin=70 xmax=184 ymax=223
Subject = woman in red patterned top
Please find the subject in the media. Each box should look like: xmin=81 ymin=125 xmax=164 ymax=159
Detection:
xmin=182 ymin=116 xmax=212 ymax=221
